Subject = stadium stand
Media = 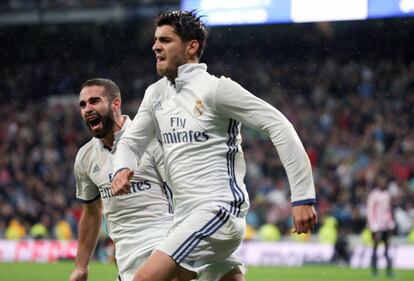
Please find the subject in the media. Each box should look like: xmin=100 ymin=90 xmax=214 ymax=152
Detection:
xmin=0 ymin=5 xmax=413 ymax=252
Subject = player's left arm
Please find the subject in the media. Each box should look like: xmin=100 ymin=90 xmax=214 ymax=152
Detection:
xmin=291 ymin=204 xmax=317 ymax=234
xmin=72 ymin=154 xmax=103 ymax=280
xmin=215 ymin=78 xmax=317 ymax=231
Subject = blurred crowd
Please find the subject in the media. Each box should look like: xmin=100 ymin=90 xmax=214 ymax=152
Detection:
xmin=0 ymin=0 xmax=177 ymax=12
xmin=1 ymin=18 xmax=414 ymax=244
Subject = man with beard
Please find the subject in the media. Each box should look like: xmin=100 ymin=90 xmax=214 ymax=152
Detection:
xmin=69 ymin=78 xmax=174 ymax=281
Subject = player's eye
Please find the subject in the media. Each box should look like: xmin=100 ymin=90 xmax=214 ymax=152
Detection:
xmin=90 ymin=97 xmax=101 ymax=104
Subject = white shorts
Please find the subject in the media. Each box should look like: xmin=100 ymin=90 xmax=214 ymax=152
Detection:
xmin=196 ymin=258 xmax=247 ymax=281
xmin=117 ymin=251 xmax=151 ymax=281
xmin=157 ymin=205 xmax=246 ymax=281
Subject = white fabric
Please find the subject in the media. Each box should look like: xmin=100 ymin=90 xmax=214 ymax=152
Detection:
xmin=74 ymin=117 xmax=173 ymax=275
xmin=114 ymin=63 xmax=315 ymax=219
xmin=113 ymin=63 xmax=316 ymax=279
xmin=158 ymin=205 xmax=246 ymax=280
xmin=117 ymin=251 xmax=152 ymax=281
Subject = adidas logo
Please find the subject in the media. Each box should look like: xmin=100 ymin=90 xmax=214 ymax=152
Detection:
xmin=92 ymin=164 xmax=100 ymax=173
xmin=154 ymin=100 xmax=163 ymax=111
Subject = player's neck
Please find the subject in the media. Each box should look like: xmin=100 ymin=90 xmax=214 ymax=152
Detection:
xmin=101 ymin=135 xmax=114 ymax=150
xmin=112 ymin=114 xmax=126 ymax=133
xmin=102 ymin=115 xmax=125 ymax=150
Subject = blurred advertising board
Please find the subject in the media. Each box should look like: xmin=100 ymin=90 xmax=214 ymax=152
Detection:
xmin=1 ymin=240 xmax=413 ymax=269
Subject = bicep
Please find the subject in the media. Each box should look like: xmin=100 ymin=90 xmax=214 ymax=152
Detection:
xmin=215 ymin=78 xmax=291 ymax=133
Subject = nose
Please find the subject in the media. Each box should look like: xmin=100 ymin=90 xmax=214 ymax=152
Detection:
xmin=152 ymin=40 xmax=160 ymax=52
xmin=84 ymin=102 xmax=94 ymax=113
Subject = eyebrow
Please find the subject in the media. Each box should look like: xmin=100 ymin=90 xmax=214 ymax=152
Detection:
xmin=155 ymin=35 xmax=168 ymax=40
xmin=79 ymin=96 xmax=101 ymax=106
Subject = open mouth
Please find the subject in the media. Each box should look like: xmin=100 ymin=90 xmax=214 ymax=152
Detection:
xmin=156 ymin=55 xmax=165 ymax=63
xmin=87 ymin=115 xmax=102 ymax=131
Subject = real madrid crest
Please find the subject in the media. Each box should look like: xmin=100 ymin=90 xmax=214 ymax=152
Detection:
xmin=194 ymin=99 xmax=204 ymax=117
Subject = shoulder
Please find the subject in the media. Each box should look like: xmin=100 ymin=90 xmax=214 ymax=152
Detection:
xmin=218 ymin=75 xmax=241 ymax=90
xmin=146 ymin=77 xmax=168 ymax=96
xmin=205 ymin=76 xmax=245 ymax=107
xmin=193 ymin=71 xmax=221 ymax=105
xmin=74 ymin=138 xmax=96 ymax=169
xmin=367 ymin=189 xmax=380 ymax=200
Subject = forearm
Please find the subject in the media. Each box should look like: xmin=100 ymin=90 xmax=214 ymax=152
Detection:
xmin=75 ymin=207 xmax=102 ymax=268
xmin=268 ymin=122 xmax=315 ymax=203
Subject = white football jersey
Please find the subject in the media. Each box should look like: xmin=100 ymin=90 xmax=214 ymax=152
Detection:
xmin=114 ymin=64 xmax=316 ymax=219
xmin=74 ymin=117 xmax=173 ymax=273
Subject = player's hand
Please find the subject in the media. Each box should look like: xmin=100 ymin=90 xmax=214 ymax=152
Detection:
xmin=69 ymin=267 xmax=88 ymax=281
xmin=111 ymin=168 xmax=134 ymax=195
xmin=291 ymin=205 xmax=317 ymax=234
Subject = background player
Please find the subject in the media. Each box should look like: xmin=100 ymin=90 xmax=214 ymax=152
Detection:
xmin=366 ymin=174 xmax=396 ymax=277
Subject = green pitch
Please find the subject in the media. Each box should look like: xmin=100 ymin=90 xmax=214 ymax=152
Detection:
xmin=1 ymin=262 xmax=413 ymax=281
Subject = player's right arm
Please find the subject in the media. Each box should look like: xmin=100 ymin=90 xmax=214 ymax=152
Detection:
xmin=69 ymin=198 xmax=102 ymax=281
xmin=112 ymin=86 xmax=157 ymax=195
xmin=70 ymin=148 xmax=103 ymax=281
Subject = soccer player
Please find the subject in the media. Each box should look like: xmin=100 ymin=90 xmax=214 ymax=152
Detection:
xmin=69 ymin=78 xmax=174 ymax=281
xmin=111 ymin=10 xmax=317 ymax=281
xmin=366 ymin=175 xmax=395 ymax=277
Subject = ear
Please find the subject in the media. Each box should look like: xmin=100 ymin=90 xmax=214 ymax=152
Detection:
xmin=112 ymin=97 xmax=121 ymax=111
xmin=187 ymin=39 xmax=200 ymax=61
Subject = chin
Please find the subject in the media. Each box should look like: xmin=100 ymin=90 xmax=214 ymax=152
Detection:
xmin=94 ymin=132 xmax=106 ymax=139
xmin=89 ymin=127 xmax=103 ymax=138
xmin=157 ymin=67 xmax=167 ymax=77
xmin=91 ymin=131 xmax=102 ymax=138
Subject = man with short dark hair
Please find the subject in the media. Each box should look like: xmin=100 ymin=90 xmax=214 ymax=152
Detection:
xmin=112 ymin=10 xmax=317 ymax=281
xmin=69 ymin=78 xmax=173 ymax=281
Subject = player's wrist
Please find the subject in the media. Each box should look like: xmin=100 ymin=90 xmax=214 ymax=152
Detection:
xmin=291 ymin=198 xmax=316 ymax=206
xmin=112 ymin=167 xmax=130 ymax=179
xmin=74 ymin=265 xmax=89 ymax=272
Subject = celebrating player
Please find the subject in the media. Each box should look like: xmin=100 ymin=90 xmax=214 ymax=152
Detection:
xmin=111 ymin=10 xmax=317 ymax=281
xmin=69 ymin=78 xmax=174 ymax=281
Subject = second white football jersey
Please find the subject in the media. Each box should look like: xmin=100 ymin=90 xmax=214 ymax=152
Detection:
xmin=74 ymin=116 xmax=173 ymax=273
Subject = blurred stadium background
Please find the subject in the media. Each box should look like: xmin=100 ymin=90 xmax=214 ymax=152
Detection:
xmin=1 ymin=0 xmax=414 ymax=279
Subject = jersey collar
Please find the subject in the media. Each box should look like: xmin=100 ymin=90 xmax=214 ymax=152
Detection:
xmin=173 ymin=63 xmax=207 ymax=92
